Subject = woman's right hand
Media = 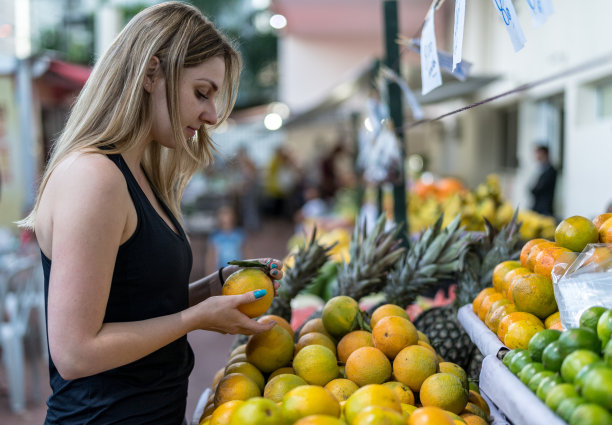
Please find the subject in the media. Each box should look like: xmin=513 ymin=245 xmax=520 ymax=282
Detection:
xmin=191 ymin=292 xmax=276 ymax=335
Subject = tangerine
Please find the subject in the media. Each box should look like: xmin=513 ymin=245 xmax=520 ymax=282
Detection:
xmin=420 ymin=373 xmax=469 ymax=414
xmin=322 ymin=296 xmax=361 ymax=339
xmin=246 ymin=324 xmax=294 ymax=373
xmin=511 ymin=273 xmax=557 ymax=319
xmin=555 ymin=216 xmax=599 ymax=252
xmin=520 ymin=238 xmax=550 ymax=268
xmin=221 ymin=268 xmax=274 ymax=318
xmin=393 ymin=345 xmax=439 ymax=392
xmin=370 ymin=304 xmax=411 ymax=329
xmin=599 ymin=217 xmax=612 ymax=243
xmin=258 ymin=314 xmax=294 ymax=339
xmin=345 ymin=346 xmax=392 ymax=386
xmin=228 ymin=397 xmax=283 ymax=425
xmin=472 ymin=288 xmax=498 ymax=314
xmin=408 ymin=406 xmax=455 ymax=425
xmin=372 ymin=315 xmax=418 ymax=359
xmin=344 ymin=384 xmax=402 ymax=425
xmin=295 ymin=331 xmax=337 ymax=356
xmin=382 ymin=381 xmax=415 ymax=405
xmin=293 ymin=344 xmax=339 ymax=386
xmin=263 ymin=373 xmax=307 ymax=402
xmin=337 ymin=330 xmax=374 ymax=364
xmin=352 ymin=405 xmax=405 ymax=425
xmin=504 ymin=267 xmax=532 ymax=302
xmin=281 ymin=385 xmax=341 ymax=424
xmin=214 ymin=373 xmax=261 ymax=407
xmin=492 ymin=261 xmax=521 ymax=292
xmin=324 ymin=378 xmax=359 ymax=402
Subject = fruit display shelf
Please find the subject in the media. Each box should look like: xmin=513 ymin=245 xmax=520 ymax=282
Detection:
xmin=479 ymin=355 xmax=567 ymax=425
xmin=457 ymin=303 xmax=506 ymax=357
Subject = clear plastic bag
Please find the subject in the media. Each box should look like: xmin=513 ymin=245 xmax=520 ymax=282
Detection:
xmin=551 ymin=243 xmax=612 ymax=329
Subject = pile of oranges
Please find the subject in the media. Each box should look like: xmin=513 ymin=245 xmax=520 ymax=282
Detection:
xmin=473 ymin=213 xmax=612 ymax=350
xmin=200 ymin=295 xmax=492 ymax=425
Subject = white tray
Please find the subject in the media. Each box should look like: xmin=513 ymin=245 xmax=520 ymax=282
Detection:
xmin=457 ymin=304 xmax=506 ymax=357
xmin=479 ymin=355 xmax=567 ymax=425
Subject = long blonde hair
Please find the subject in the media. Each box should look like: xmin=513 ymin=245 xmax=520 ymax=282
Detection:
xmin=19 ymin=1 xmax=241 ymax=228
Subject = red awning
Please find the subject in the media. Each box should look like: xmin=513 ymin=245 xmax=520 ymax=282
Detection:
xmin=46 ymin=59 xmax=91 ymax=86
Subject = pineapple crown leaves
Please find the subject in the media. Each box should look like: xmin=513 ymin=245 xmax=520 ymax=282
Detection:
xmin=383 ymin=213 xmax=472 ymax=307
xmin=278 ymin=226 xmax=336 ymax=302
xmin=334 ymin=214 xmax=406 ymax=300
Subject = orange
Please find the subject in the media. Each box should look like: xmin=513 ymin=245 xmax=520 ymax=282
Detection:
xmin=461 ymin=402 xmax=488 ymax=421
xmin=370 ymin=304 xmax=411 ymax=329
xmin=344 ymin=384 xmax=402 ymax=425
xmin=420 ymin=373 xmax=469 ymax=414
xmin=246 ymin=324 xmax=294 ymax=373
xmin=417 ymin=331 xmax=431 ymax=344
xmin=345 ymin=346 xmax=392 ymax=386
xmin=268 ymin=366 xmax=295 ymax=381
xmin=210 ymin=400 xmax=244 ymax=425
xmin=226 ymin=353 xmax=247 ymax=367
xmin=382 ymin=381 xmax=415 ymax=405
xmin=224 ymin=362 xmax=265 ymax=391
xmin=263 ymin=373 xmax=307 ymax=402
xmin=281 ymin=385 xmax=341 ymax=424
xmin=504 ymin=320 xmax=545 ymax=349
xmin=599 ymin=217 xmax=612 ymax=243
xmin=322 ymin=296 xmax=362 ymax=339
xmin=408 ymin=406 xmax=455 ymax=425
xmin=460 ymin=413 xmax=488 ymax=425
xmin=213 ymin=373 xmax=261 ymax=407
xmin=211 ymin=366 xmax=226 ymax=389
xmin=594 ymin=213 xmax=612 ymax=230
xmin=492 ymin=261 xmax=521 ymax=292
xmin=324 ymin=378 xmax=359 ymax=402
xmin=467 ymin=390 xmax=490 ymax=418
xmin=545 ymin=312 xmax=561 ymax=329
xmin=526 ymin=241 xmax=557 ymax=271
xmin=520 ymin=238 xmax=550 ymax=268
xmin=299 ymin=318 xmax=335 ymax=340
xmin=393 ymin=345 xmax=439 ymax=392
xmin=439 ymin=362 xmax=469 ymax=391
xmin=293 ymin=344 xmax=339 ymax=386
xmin=337 ymin=330 xmax=374 ymax=364
xmin=497 ymin=312 xmax=544 ymax=343
xmin=352 ymin=405 xmax=405 ymax=425
xmin=258 ymin=314 xmax=294 ymax=339
xmin=485 ymin=303 xmax=517 ymax=334
xmin=229 ymin=344 xmax=247 ymax=359
xmin=511 ymin=273 xmax=557 ymax=319
xmin=503 ymin=267 xmax=532 ymax=301
xmin=435 ymin=177 xmax=466 ymax=200
xmin=418 ymin=340 xmax=437 ymax=355
xmin=477 ymin=292 xmax=505 ymax=321
xmin=372 ymin=315 xmax=418 ymax=359
xmin=551 ymin=250 xmax=579 ymax=278
xmin=228 ymin=397 xmax=283 ymax=425
xmin=295 ymin=332 xmax=337 ymax=356
xmin=555 ymin=215 xmax=599 ymax=252
xmin=294 ymin=415 xmax=346 ymax=425
xmin=472 ymin=288 xmax=498 ymax=314
xmin=583 ymin=245 xmax=612 ymax=270
xmin=221 ymin=268 xmax=274 ymax=318
xmin=534 ymin=245 xmax=572 ymax=279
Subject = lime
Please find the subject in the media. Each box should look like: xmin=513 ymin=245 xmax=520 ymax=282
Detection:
xmin=542 ymin=341 xmax=565 ymax=372
xmin=556 ymin=396 xmax=585 ymax=422
xmin=598 ymin=309 xmax=612 ymax=348
xmin=574 ymin=361 xmax=608 ymax=394
xmin=582 ymin=366 xmax=612 ymax=410
xmin=545 ymin=383 xmax=578 ymax=411
xmin=527 ymin=370 xmax=556 ymax=393
xmin=558 ymin=327 xmax=601 ymax=357
xmin=507 ymin=350 xmax=532 ymax=375
xmin=528 ymin=329 xmax=561 ymax=362
xmin=560 ymin=349 xmax=602 ymax=384
xmin=605 ymin=339 xmax=612 ymax=367
xmin=579 ymin=306 xmax=608 ymax=333
xmin=536 ymin=374 xmax=563 ymax=400
xmin=518 ymin=362 xmax=545 ymax=385
xmin=502 ymin=349 xmax=524 ymax=369
xmin=569 ymin=403 xmax=612 ymax=425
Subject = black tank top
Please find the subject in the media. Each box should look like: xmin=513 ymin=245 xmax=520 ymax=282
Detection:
xmin=41 ymin=153 xmax=194 ymax=424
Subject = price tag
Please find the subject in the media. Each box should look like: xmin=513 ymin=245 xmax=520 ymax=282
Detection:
xmin=491 ymin=0 xmax=526 ymax=52
xmin=420 ymin=12 xmax=442 ymax=95
xmin=525 ymin=0 xmax=554 ymax=27
xmin=453 ymin=0 xmax=466 ymax=71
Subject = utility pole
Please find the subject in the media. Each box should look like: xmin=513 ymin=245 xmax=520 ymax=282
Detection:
xmin=383 ymin=0 xmax=408 ymax=242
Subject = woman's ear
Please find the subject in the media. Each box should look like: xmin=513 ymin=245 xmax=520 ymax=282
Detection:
xmin=143 ymin=56 xmax=161 ymax=93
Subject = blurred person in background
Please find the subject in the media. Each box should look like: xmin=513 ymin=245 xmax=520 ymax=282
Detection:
xmin=18 ymin=3 xmax=283 ymax=424
xmin=233 ymin=146 xmax=261 ymax=231
xmin=530 ymin=144 xmax=557 ymax=217
xmin=263 ymin=145 xmax=301 ymax=217
xmin=209 ymin=204 xmax=246 ymax=270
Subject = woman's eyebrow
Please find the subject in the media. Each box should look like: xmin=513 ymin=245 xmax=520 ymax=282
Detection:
xmin=196 ymin=78 xmax=218 ymax=92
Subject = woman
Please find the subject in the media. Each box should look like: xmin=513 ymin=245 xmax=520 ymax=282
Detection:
xmin=19 ymin=2 xmax=283 ymax=423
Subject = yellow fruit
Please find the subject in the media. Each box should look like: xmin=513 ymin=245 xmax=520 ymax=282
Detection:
xmin=460 ymin=413 xmax=488 ymax=425
xmin=322 ymin=296 xmax=361 ymax=339
xmin=263 ymin=373 xmax=307 ymax=403
xmin=228 ymin=344 xmax=246 ymax=359
xmin=555 ymin=215 xmax=599 ymax=252
xmin=221 ymin=268 xmax=274 ymax=318
xmin=520 ymin=238 xmax=550 ymax=268
xmin=372 ymin=315 xmax=418 ymax=359
xmin=408 ymin=406 xmax=455 ymax=425
xmin=213 ymin=373 xmax=261 ymax=407
xmin=593 ymin=213 xmax=612 ymax=231
xmin=485 ymin=303 xmax=516 ymax=334
xmin=497 ymin=312 xmax=544 ymax=347
xmin=472 ymin=288 xmax=498 ymax=314
xmin=258 ymin=314 xmax=294 ymax=339
xmin=401 ymin=403 xmax=418 ymax=418
xmin=370 ymin=304 xmax=410 ymax=329
xmin=467 ymin=390 xmax=490 ymax=419
xmin=225 ymin=353 xmax=247 ymax=367
xmin=438 ymin=362 xmax=468 ymax=391
xmin=224 ymin=362 xmax=265 ymax=392
xmin=228 ymin=397 xmax=283 ymax=425
xmin=293 ymin=344 xmax=339 ymax=386
xmin=337 ymin=330 xmax=374 ymax=364
xmin=492 ymin=261 xmax=521 ymax=292
xmin=417 ymin=331 xmax=431 ymax=344
xmin=268 ymin=366 xmax=294 ymax=381
xmin=344 ymin=384 xmax=402 ymax=425
xmin=420 ymin=373 xmax=468 ymax=414
xmin=382 ymin=381 xmax=415 ymax=405
xmin=324 ymin=378 xmax=359 ymax=402
xmin=511 ymin=273 xmax=557 ymax=319
xmin=246 ymin=324 xmax=294 ymax=373
xmin=211 ymin=366 xmax=226 ymax=389
xmin=545 ymin=312 xmax=561 ymax=329
xmin=352 ymin=405 xmax=405 ymax=425
xmin=599 ymin=217 xmax=612 ymax=243
xmin=504 ymin=267 xmax=532 ymax=302
xmin=393 ymin=345 xmax=439 ymax=392
xmin=526 ymin=241 xmax=557 ymax=272
xmin=281 ymin=385 xmax=341 ymax=424
xmin=294 ymin=415 xmax=346 ymax=425
xmin=504 ymin=320 xmax=545 ymax=349
xmin=295 ymin=331 xmax=337 ymax=356
xmin=210 ymin=400 xmax=243 ymax=425
xmin=299 ymin=318 xmax=335 ymax=341
xmin=477 ymin=292 xmax=505 ymax=321
xmin=345 ymin=346 xmax=392 ymax=386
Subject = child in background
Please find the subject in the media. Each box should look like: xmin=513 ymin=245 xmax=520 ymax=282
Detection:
xmin=209 ymin=205 xmax=245 ymax=270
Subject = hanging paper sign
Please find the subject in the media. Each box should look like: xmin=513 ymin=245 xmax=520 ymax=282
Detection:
xmin=420 ymin=12 xmax=442 ymax=95
xmin=525 ymin=0 xmax=554 ymax=27
xmin=380 ymin=66 xmax=425 ymax=120
xmin=491 ymin=0 xmax=526 ymax=52
xmin=405 ymin=38 xmax=472 ymax=82
xmin=453 ymin=0 xmax=466 ymax=71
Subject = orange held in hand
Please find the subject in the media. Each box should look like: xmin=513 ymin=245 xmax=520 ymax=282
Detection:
xmin=221 ymin=268 xmax=274 ymax=318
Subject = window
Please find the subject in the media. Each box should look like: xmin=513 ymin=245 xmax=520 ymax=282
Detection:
xmin=596 ymin=79 xmax=612 ymax=118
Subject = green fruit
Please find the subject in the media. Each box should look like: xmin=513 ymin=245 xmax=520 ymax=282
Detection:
xmin=502 ymin=349 xmax=524 ymax=369
xmin=605 ymin=339 xmax=612 ymax=367
xmin=574 ymin=361 xmax=608 ymax=394
xmin=581 ymin=367 xmax=612 ymax=410
xmin=560 ymin=349 xmax=602 ymax=384
xmin=580 ymin=306 xmax=608 ymax=333
xmin=528 ymin=329 xmax=561 ymax=363
xmin=558 ymin=328 xmax=601 ymax=357
xmin=528 ymin=370 xmax=556 ymax=393
xmin=542 ymin=341 xmax=565 ymax=372
xmin=545 ymin=383 xmax=578 ymax=411
xmin=536 ymin=374 xmax=563 ymax=401
xmin=518 ymin=362 xmax=545 ymax=385
xmin=556 ymin=397 xmax=585 ymax=422
xmin=508 ymin=350 xmax=532 ymax=375
xmin=554 ymin=216 xmax=598 ymax=252
xmin=598 ymin=310 xmax=612 ymax=348
xmin=569 ymin=403 xmax=612 ymax=425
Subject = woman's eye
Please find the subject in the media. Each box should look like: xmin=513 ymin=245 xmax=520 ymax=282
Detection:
xmin=197 ymin=91 xmax=209 ymax=100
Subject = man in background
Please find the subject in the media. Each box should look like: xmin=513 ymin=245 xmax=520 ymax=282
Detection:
xmin=530 ymin=144 xmax=557 ymax=217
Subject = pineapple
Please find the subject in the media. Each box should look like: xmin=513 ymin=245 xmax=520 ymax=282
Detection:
xmin=413 ymin=209 xmax=523 ymax=379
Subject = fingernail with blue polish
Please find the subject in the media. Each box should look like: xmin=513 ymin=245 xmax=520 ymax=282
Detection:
xmin=272 ymin=270 xmax=278 ymax=276
xmin=254 ymin=289 xmax=267 ymax=299
xmin=271 ymin=263 xmax=278 ymax=269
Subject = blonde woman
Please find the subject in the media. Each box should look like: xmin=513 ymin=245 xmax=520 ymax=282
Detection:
xmin=19 ymin=2 xmax=283 ymax=423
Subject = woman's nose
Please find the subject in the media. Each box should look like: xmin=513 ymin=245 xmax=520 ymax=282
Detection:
xmin=200 ymin=104 xmax=218 ymax=126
